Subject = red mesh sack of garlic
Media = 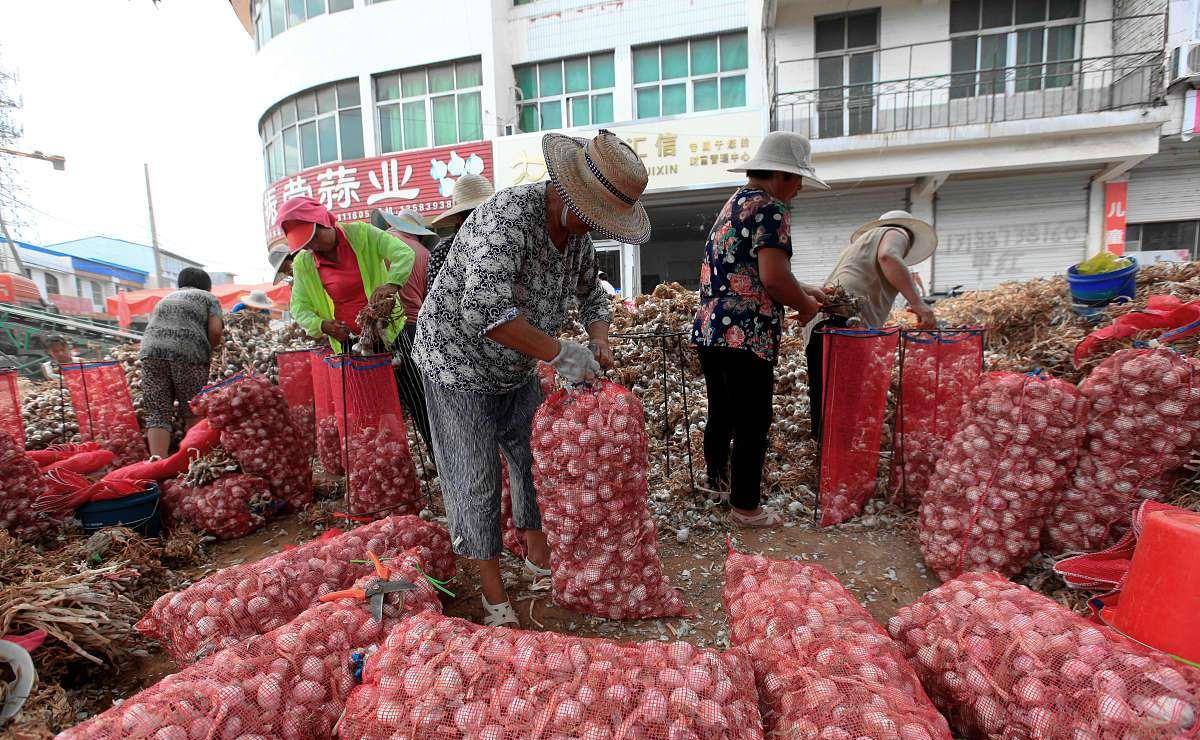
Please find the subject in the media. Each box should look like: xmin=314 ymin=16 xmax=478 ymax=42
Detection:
xmin=533 ymin=380 xmax=686 ymax=619
xmin=0 ymin=431 xmax=60 ymax=539
xmin=890 ymin=329 xmax=984 ymax=509
xmin=137 ymin=514 xmax=453 ymax=664
xmin=321 ymin=353 xmax=422 ymax=518
xmin=276 ymin=349 xmax=316 ymax=462
xmin=1045 ymin=347 xmax=1200 ymax=554
xmin=60 ymin=360 xmax=147 ymax=467
xmin=310 ymin=350 xmax=344 ymax=477
xmin=191 ymin=372 xmax=313 ymax=510
xmin=59 ymin=546 xmax=444 ymax=740
xmin=499 ymin=454 xmax=527 ymax=560
xmin=537 ymin=359 xmax=557 ymax=396
xmin=724 ymin=547 xmax=951 ymax=740
xmin=888 ymin=571 xmax=1200 ymax=738
xmin=340 ymin=611 xmax=765 ymax=739
xmin=819 ymin=327 xmax=900 ymax=526
xmin=918 ymin=371 xmax=1086 ymax=581
xmin=0 ymin=368 xmax=25 ymax=449
xmin=160 ymin=474 xmax=270 ymax=540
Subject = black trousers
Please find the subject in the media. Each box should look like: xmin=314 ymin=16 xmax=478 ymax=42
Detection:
xmin=698 ymin=347 xmax=774 ymax=511
xmin=393 ymin=324 xmax=433 ymax=451
xmin=805 ymin=315 xmax=850 ymax=443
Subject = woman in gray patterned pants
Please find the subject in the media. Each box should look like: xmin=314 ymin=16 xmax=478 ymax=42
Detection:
xmin=412 ymin=130 xmax=650 ymax=626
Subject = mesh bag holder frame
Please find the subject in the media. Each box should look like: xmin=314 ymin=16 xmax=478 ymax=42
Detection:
xmin=323 ymin=353 xmax=422 ymax=519
xmin=818 ymin=327 xmax=900 ymax=527
xmin=60 ymin=360 xmax=146 ymax=465
xmin=275 ymin=349 xmax=316 ymax=462
xmin=890 ymin=328 xmax=985 ymax=509
xmin=0 ymin=368 xmax=25 ymax=450
xmin=310 ymin=349 xmax=344 ymax=477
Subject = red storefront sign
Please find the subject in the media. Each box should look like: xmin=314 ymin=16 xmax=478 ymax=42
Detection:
xmin=1103 ymin=180 xmax=1128 ymax=256
xmin=262 ymin=141 xmax=493 ymax=241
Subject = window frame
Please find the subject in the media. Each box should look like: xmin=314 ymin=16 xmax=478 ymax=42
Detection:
xmin=515 ymin=52 xmax=617 ymax=133
xmin=1124 ymin=220 xmax=1200 ymax=258
xmin=813 ymin=9 xmax=881 ymax=138
xmin=44 ymin=272 xmax=60 ymax=296
xmin=252 ymin=0 xmax=352 ymax=49
xmin=259 ymin=79 xmax=363 ymax=185
xmin=632 ymin=31 xmax=749 ymax=121
xmin=373 ymin=58 xmax=485 ymax=154
xmin=948 ymin=0 xmax=1082 ymax=99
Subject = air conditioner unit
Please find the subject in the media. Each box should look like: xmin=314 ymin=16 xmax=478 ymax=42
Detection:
xmin=1168 ymin=42 xmax=1200 ymax=87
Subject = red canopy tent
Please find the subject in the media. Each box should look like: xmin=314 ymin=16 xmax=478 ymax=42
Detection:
xmin=106 ymin=283 xmax=292 ymax=324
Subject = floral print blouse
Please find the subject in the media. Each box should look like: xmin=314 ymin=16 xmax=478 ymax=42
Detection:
xmin=691 ymin=186 xmax=792 ymax=363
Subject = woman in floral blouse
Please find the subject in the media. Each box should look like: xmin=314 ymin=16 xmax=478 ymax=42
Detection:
xmin=691 ymin=131 xmax=829 ymax=527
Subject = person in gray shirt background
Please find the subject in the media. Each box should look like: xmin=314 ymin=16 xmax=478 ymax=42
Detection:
xmin=138 ymin=267 xmax=223 ymax=458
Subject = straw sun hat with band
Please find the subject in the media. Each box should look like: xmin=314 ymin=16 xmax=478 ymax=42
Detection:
xmin=429 ymin=173 xmax=495 ymax=228
xmin=852 ymin=210 xmax=938 ymax=266
xmin=541 ymin=129 xmax=652 ymax=245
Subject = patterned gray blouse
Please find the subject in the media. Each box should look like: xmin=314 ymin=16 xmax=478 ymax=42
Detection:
xmin=139 ymin=288 xmax=222 ymax=365
xmin=413 ymin=182 xmax=612 ymax=394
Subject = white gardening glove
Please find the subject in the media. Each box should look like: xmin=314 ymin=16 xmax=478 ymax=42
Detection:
xmin=550 ymin=340 xmax=601 ymax=384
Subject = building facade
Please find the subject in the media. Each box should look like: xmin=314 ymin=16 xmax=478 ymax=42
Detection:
xmin=241 ymin=0 xmax=1197 ymax=296
xmin=13 ymin=240 xmax=149 ymax=315
xmin=47 ymin=236 xmax=204 ymax=291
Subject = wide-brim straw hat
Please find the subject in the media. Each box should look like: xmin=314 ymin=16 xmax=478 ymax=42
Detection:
xmin=373 ymin=208 xmax=440 ymax=248
xmin=542 ymin=129 xmax=651 ymax=245
xmin=430 ymin=173 xmax=496 ymax=227
xmin=852 ymin=210 xmax=939 ymax=266
xmin=729 ymin=131 xmax=830 ymax=191
xmin=240 ymin=290 xmax=274 ymax=310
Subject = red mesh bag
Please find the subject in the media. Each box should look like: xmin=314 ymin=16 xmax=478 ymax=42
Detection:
xmin=1045 ymin=348 xmax=1200 ymax=555
xmin=137 ymin=515 xmax=453 ymax=664
xmin=0 ymin=368 xmax=25 ymax=449
xmin=888 ymin=572 xmax=1200 ymax=738
xmin=340 ymin=611 xmax=765 ymax=739
xmin=918 ymin=372 xmax=1086 ymax=581
xmin=61 ymin=361 xmax=147 ymax=466
xmin=277 ymin=349 xmax=316 ymax=462
xmin=310 ymin=350 xmax=344 ymax=477
xmin=192 ymin=373 xmax=313 ymax=510
xmin=160 ymin=474 xmax=270 ymax=540
xmin=0 ymin=431 xmax=58 ymax=539
xmin=323 ymin=354 xmax=422 ymax=518
xmin=499 ymin=454 xmax=527 ymax=560
xmin=724 ymin=547 xmax=951 ymax=739
xmin=59 ymin=547 xmax=444 ymax=740
xmin=1053 ymin=500 xmax=1183 ymax=593
xmin=818 ymin=327 xmax=900 ymax=526
xmin=890 ymin=329 xmax=984 ymax=509
xmin=533 ymin=381 xmax=686 ymax=619
xmin=537 ymin=359 xmax=558 ymax=396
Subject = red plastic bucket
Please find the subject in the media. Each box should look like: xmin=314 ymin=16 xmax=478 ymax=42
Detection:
xmin=1110 ymin=509 xmax=1200 ymax=663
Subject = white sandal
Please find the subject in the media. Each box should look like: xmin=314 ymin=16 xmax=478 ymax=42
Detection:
xmin=481 ymin=596 xmax=519 ymax=627
xmin=524 ymin=558 xmax=551 ymax=578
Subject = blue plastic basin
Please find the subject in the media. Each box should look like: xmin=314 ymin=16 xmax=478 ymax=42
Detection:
xmin=1067 ymin=260 xmax=1138 ymax=318
xmin=77 ymin=483 xmax=162 ymax=538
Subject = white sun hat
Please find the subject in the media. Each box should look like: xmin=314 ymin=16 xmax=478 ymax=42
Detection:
xmin=851 ymin=210 xmax=939 ymax=266
xmin=729 ymin=131 xmax=829 ymax=191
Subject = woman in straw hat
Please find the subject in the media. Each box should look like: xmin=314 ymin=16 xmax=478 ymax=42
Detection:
xmin=691 ymin=131 xmax=830 ymax=528
xmin=427 ymin=173 xmax=495 ymax=286
xmin=412 ymin=130 xmax=649 ymax=627
xmin=807 ymin=210 xmax=938 ymax=442
xmin=231 ymin=289 xmax=275 ymax=315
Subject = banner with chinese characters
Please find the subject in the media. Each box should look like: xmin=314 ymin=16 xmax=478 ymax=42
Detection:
xmin=1103 ymin=180 xmax=1128 ymax=256
xmin=261 ymin=141 xmax=493 ymax=242
xmin=491 ymin=108 xmax=764 ymax=194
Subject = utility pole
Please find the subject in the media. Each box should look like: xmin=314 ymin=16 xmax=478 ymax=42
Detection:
xmin=0 ymin=208 xmax=25 ymax=274
xmin=144 ymin=162 xmax=164 ymax=289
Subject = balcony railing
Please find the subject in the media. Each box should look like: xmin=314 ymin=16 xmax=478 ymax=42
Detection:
xmin=774 ymin=51 xmax=1164 ymax=140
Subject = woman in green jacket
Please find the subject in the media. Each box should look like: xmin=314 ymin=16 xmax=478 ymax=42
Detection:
xmin=276 ymin=196 xmax=414 ymax=352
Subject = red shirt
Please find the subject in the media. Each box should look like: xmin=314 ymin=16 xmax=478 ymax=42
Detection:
xmin=314 ymin=229 xmax=367 ymax=332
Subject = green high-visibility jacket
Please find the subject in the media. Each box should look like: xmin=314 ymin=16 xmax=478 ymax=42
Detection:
xmin=289 ymin=221 xmax=414 ymax=353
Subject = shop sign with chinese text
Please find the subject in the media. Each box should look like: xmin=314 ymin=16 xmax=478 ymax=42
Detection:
xmin=491 ymin=108 xmax=763 ymax=193
xmin=261 ymin=141 xmax=493 ymax=241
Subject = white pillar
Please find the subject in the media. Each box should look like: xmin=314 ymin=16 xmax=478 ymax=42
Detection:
xmin=910 ymin=175 xmax=945 ymax=291
xmin=613 ymin=45 xmax=634 ymax=123
xmin=1085 ymin=177 xmax=1105 ymax=258
xmin=358 ymin=72 xmax=377 ymax=158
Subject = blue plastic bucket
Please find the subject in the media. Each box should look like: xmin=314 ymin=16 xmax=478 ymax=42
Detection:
xmin=77 ymin=483 xmax=162 ymax=538
xmin=1066 ymin=260 xmax=1138 ymax=318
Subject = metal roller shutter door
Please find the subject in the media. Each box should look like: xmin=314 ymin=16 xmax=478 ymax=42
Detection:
xmin=790 ymin=187 xmax=909 ymax=285
xmin=933 ymin=173 xmax=1089 ymax=292
xmin=1126 ymin=166 xmax=1200 ymax=223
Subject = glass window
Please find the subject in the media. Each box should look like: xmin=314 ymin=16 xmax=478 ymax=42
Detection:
xmin=815 ymin=16 xmax=846 ymax=53
xmin=845 ymin=13 xmax=878 ymax=48
xmin=981 ymin=0 xmax=1013 ymax=27
xmin=814 ymin=12 xmax=879 ymax=136
xmin=305 ymin=0 xmax=323 ymax=17
xmin=328 ymin=0 xmax=352 ymax=11
xmin=287 ymin=0 xmax=304 ymax=28
xmin=1015 ymin=0 xmax=1045 ymax=23
xmin=374 ymin=58 xmax=484 ymax=152
xmin=255 ymin=0 xmax=336 ymax=45
xmin=260 ymin=78 xmax=362 ymax=183
xmin=950 ymin=0 xmax=980 ymax=32
xmin=45 ymin=273 xmax=60 ymax=295
xmin=632 ymin=32 xmax=749 ymax=119
xmin=949 ymin=0 xmax=1080 ymax=100
xmin=514 ymin=52 xmax=617 ymax=132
